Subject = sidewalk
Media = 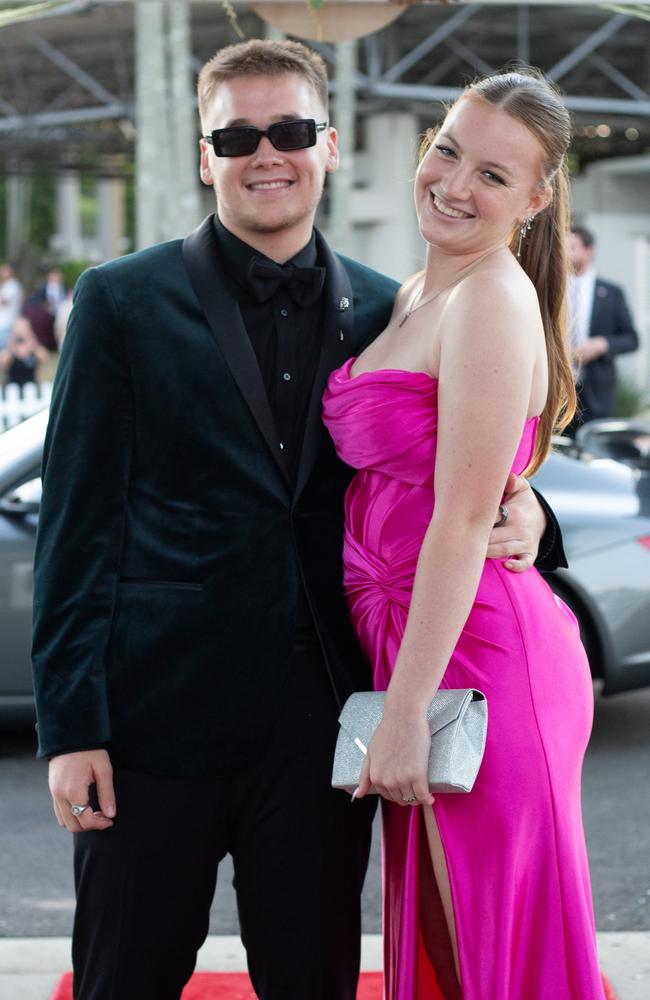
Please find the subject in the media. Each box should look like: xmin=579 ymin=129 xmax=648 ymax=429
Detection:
xmin=1 ymin=933 xmax=649 ymax=999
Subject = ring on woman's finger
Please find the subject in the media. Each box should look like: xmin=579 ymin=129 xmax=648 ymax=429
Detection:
xmin=70 ymin=803 xmax=90 ymax=817
xmin=495 ymin=503 xmax=508 ymax=528
xmin=403 ymin=795 xmax=417 ymax=804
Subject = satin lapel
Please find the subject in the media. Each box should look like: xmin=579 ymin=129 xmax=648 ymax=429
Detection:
xmin=182 ymin=216 xmax=289 ymax=485
xmin=293 ymin=234 xmax=355 ymax=504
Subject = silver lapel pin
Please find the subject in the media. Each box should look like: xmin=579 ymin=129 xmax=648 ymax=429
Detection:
xmin=337 ymin=297 xmax=350 ymax=312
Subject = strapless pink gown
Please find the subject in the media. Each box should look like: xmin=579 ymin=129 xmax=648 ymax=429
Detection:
xmin=322 ymin=359 xmax=604 ymax=1000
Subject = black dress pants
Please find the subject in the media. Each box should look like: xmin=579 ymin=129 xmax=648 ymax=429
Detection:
xmin=72 ymin=638 xmax=376 ymax=1000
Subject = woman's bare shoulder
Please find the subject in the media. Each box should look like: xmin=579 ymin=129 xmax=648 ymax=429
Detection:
xmin=440 ymin=260 xmax=543 ymax=371
xmin=450 ymin=257 xmax=539 ymax=320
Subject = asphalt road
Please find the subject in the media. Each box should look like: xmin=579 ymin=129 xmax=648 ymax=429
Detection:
xmin=1 ymin=685 xmax=649 ymax=938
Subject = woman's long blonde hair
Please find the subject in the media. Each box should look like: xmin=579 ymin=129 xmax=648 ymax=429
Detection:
xmin=423 ymin=69 xmax=576 ymax=475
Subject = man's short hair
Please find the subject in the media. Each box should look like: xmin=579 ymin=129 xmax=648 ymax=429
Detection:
xmin=571 ymin=225 xmax=595 ymax=249
xmin=197 ymin=39 xmax=329 ymax=125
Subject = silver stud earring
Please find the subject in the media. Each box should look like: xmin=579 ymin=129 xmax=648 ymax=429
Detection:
xmin=517 ymin=217 xmax=534 ymax=259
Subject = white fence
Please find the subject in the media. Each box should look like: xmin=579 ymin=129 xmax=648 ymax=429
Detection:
xmin=0 ymin=382 xmax=53 ymax=433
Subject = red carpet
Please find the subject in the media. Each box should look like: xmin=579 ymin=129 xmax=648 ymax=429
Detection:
xmin=50 ymin=969 xmax=619 ymax=998
xmin=602 ymin=973 xmax=620 ymax=1000
xmin=50 ymin=971 xmax=384 ymax=999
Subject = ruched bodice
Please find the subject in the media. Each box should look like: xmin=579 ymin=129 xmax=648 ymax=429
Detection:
xmin=325 ymin=357 xmax=538 ymax=486
xmin=323 ymin=360 xmax=541 ymax=672
xmin=322 ymin=359 xmax=604 ymax=1000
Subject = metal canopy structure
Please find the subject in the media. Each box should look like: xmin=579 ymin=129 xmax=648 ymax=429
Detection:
xmin=0 ymin=1 xmax=649 ymax=175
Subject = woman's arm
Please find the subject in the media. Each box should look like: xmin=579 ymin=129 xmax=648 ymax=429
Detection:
xmin=356 ymin=271 xmax=541 ymax=805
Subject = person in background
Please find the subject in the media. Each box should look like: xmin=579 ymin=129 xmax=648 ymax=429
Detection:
xmin=568 ymin=225 xmax=639 ymax=428
xmin=0 ymin=315 xmax=49 ymax=386
xmin=24 ymin=267 xmax=66 ymax=352
xmin=29 ymin=266 xmax=67 ymax=313
xmin=0 ymin=263 xmax=24 ymax=350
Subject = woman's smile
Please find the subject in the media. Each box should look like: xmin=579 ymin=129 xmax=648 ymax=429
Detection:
xmin=430 ymin=192 xmax=475 ymax=220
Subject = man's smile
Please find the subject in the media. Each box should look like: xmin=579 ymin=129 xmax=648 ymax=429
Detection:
xmin=247 ymin=179 xmax=295 ymax=192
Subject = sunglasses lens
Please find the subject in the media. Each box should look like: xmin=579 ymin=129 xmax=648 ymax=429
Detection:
xmin=270 ymin=120 xmax=315 ymax=151
xmin=213 ymin=128 xmax=259 ymax=157
xmin=211 ymin=120 xmax=318 ymax=156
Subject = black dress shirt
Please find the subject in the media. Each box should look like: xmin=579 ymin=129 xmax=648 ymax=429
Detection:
xmin=213 ymin=218 xmax=324 ymax=484
xmin=213 ymin=218 xmax=327 ymax=636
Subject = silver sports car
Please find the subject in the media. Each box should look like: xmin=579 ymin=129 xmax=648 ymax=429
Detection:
xmin=533 ymin=429 xmax=650 ymax=695
xmin=1 ymin=411 xmax=649 ymax=726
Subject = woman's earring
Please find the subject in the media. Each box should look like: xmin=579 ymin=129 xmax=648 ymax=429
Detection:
xmin=517 ymin=217 xmax=534 ymax=259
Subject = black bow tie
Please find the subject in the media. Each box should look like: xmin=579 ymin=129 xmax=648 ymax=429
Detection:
xmin=247 ymin=256 xmax=325 ymax=308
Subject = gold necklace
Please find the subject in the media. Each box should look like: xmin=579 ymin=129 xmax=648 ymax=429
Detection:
xmin=398 ymin=247 xmax=502 ymax=328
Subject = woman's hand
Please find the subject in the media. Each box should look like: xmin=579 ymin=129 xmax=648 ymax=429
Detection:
xmin=355 ymin=707 xmax=434 ymax=807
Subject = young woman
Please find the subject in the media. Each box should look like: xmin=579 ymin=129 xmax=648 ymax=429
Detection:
xmin=323 ymin=70 xmax=604 ymax=999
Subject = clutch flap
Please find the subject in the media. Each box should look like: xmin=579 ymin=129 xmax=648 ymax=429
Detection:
xmin=337 ymin=691 xmax=386 ymax=751
xmin=338 ymin=688 xmax=486 ymax=749
xmin=427 ymin=689 xmax=485 ymax=735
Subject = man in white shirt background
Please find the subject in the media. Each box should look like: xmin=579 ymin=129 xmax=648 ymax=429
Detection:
xmin=568 ymin=225 xmax=639 ymax=430
xmin=0 ymin=263 xmax=24 ymax=350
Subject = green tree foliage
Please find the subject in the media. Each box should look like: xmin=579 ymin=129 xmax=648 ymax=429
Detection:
xmin=29 ymin=173 xmax=56 ymax=254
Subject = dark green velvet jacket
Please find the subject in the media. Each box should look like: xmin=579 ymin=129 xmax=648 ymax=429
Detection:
xmin=31 ymin=216 xmax=399 ymax=778
xmin=32 ymin=215 xmax=565 ymax=779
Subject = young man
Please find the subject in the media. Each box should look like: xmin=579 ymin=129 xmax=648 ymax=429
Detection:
xmin=33 ymin=40 xmax=563 ymax=1000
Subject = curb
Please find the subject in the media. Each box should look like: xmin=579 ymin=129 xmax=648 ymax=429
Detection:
xmin=0 ymin=933 xmax=648 ymax=999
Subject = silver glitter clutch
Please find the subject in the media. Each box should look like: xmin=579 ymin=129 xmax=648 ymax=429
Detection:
xmin=332 ymin=688 xmax=487 ymax=794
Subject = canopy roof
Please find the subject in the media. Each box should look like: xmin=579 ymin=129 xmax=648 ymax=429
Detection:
xmin=0 ymin=1 xmax=648 ymax=174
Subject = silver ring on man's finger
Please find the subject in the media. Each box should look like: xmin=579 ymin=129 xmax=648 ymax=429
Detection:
xmin=496 ymin=504 xmax=509 ymax=528
xmin=70 ymin=803 xmax=90 ymax=817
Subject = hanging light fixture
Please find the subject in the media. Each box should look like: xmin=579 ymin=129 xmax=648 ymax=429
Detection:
xmin=250 ymin=1 xmax=416 ymax=43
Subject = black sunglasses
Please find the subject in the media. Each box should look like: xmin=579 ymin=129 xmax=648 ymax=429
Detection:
xmin=203 ymin=118 xmax=328 ymax=158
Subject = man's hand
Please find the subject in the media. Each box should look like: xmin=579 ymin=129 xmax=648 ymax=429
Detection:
xmin=48 ymin=750 xmax=115 ymax=833
xmin=487 ymin=473 xmax=546 ymax=573
xmin=573 ymin=336 xmax=608 ymax=367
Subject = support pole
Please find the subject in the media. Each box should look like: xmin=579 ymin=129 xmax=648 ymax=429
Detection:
xmin=517 ymin=5 xmax=530 ymax=65
xmin=328 ymin=40 xmax=357 ymax=258
xmin=168 ymin=0 xmax=201 ymax=236
xmin=97 ymin=160 xmax=127 ymax=262
xmin=135 ymin=0 xmax=167 ymax=249
xmin=135 ymin=0 xmax=201 ymax=250
xmin=6 ymin=170 xmax=32 ymax=264
xmin=363 ymin=112 xmax=421 ymax=280
xmin=264 ymin=22 xmax=285 ymax=40
xmin=55 ymin=169 xmax=82 ymax=260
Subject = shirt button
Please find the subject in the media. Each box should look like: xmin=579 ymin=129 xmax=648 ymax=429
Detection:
xmin=283 ymin=372 xmax=292 ymax=381
xmin=280 ymin=308 xmax=288 ymax=317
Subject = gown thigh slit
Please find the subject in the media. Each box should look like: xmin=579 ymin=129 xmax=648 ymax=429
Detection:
xmin=422 ymin=805 xmax=461 ymax=990
xmin=414 ymin=807 xmax=462 ymax=1000
xmin=322 ymin=359 xmax=605 ymax=1000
